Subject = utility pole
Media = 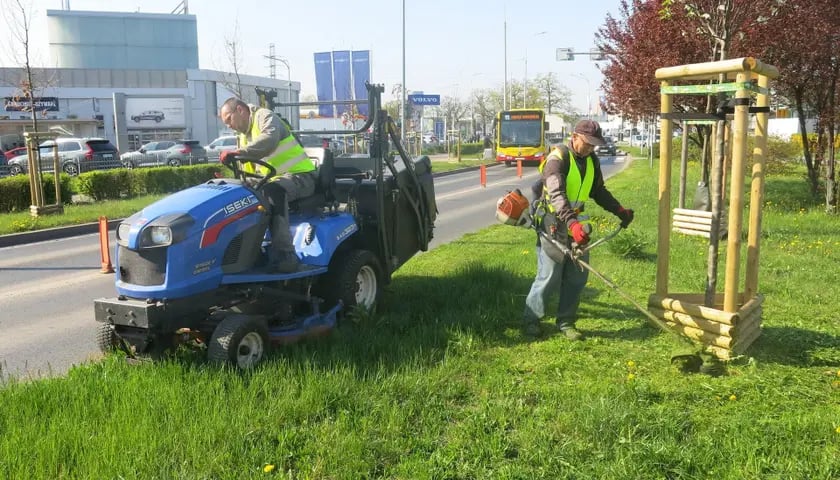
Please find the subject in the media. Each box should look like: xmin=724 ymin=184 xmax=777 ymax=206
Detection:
xmin=503 ymin=18 xmax=508 ymax=110
xmin=263 ymin=51 xmax=292 ymax=121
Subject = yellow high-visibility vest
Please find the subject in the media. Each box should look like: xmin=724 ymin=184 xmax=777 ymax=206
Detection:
xmin=538 ymin=146 xmax=594 ymax=213
xmin=238 ymin=111 xmax=314 ymax=175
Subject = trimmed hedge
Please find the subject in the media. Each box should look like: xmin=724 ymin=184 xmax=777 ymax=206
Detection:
xmin=0 ymin=164 xmax=227 ymax=213
xmin=0 ymin=173 xmax=75 ymax=213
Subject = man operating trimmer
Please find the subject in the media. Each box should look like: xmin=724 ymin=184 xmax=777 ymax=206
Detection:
xmin=521 ymin=119 xmax=635 ymax=340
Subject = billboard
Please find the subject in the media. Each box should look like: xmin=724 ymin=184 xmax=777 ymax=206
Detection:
xmin=125 ymin=97 xmax=185 ymax=128
xmin=351 ymin=50 xmax=370 ymax=116
xmin=313 ymin=52 xmax=334 ymax=118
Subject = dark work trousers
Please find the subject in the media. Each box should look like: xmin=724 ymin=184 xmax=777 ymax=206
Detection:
xmin=262 ymin=171 xmax=318 ymax=256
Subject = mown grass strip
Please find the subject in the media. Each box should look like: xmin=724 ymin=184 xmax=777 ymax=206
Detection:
xmin=1 ymin=157 xmax=838 ymax=479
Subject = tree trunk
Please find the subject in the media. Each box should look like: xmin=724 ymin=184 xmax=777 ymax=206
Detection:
xmin=794 ymin=88 xmax=820 ymax=195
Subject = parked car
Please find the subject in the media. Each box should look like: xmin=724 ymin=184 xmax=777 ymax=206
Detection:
xmin=205 ymin=135 xmax=238 ymax=161
xmin=298 ymin=134 xmax=330 ymax=149
xmin=4 ymin=146 xmax=26 ymax=161
xmin=422 ymin=132 xmax=438 ymax=144
xmin=120 ymin=140 xmax=176 ymax=168
xmin=6 ymin=137 xmax=120 ymax=176
xmin=164 ymin=140 xmax=208 ymax=166
xmin=596 ymin=136 xmax=617 ymax=156
xmin=131 ymin=110 xmax=165 ymax=123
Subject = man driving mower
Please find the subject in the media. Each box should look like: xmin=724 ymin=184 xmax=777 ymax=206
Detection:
xmin=218 ymin=97 xmax=319 ymax=273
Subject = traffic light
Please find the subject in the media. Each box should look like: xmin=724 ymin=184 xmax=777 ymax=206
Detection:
xmin=556 ymin=48 xmax=574 ymax=61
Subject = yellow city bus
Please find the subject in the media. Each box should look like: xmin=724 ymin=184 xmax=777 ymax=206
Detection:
xmin=493 ymin=109 xmax=549 ymax=166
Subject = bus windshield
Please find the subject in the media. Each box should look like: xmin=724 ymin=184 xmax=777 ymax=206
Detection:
xmin=499 ymin=120 xmax=543 ymax=147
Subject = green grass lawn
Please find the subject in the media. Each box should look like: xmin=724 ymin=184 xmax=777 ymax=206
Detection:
xmin=1 ymin=157 xmax=838 ymax=479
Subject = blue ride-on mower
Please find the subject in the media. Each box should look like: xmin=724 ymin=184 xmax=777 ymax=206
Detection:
xmin=94 ymin=84 xmax=437 ymax=368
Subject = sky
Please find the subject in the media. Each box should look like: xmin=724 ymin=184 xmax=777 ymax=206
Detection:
xmin=4 ymin=0 xmax=624 ymax=114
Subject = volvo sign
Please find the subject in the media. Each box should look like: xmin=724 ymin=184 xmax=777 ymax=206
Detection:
xmin=408 ymin=94 xmax=440 ymax=106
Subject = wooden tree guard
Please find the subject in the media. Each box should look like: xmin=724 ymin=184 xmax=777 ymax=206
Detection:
xmin=672 ymin=208 xmax=728 ymax=238
xmin=653 ymin=58 xmax=778 ymax=360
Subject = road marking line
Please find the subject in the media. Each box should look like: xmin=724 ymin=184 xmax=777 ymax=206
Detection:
xmin=0 ymin=270 xmax=109 ymax=306
xmin=0 ymin=243 xmax=101 ymax=269
xmin=436 ymin=171 xmax=541 ymax=200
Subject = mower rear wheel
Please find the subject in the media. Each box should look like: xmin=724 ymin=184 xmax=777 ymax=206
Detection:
xmin=208 ymin=314 xmax=270 ymax=369
xmin=319 ymin=249 xmax=382 ymax=313
xmin=96 ymin=323 xmax=119 ymax=353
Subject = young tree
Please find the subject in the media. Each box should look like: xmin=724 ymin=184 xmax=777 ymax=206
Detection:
xmin=469 ymin=89 xmax=495 ymax=136
xmin=531 ymin=73 xmax=572 ymax=115
xmin=1 ymin=0 xmax=49 ymax=138
xmin=222 ymin=21 xmax=245 ymax=99
xmin=440 ymin=96 xmax=465 ymax=138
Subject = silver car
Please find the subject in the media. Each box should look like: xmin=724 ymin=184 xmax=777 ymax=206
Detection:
xmin=120 ymin=140 xmax=176 ymax=168
xmin=6 ymin=137 xmax=120 ymax=176
xmin=205 ymin=135 xmax=238 ymax=161
xmin=164 ymin=140 xmax=208 ymax=166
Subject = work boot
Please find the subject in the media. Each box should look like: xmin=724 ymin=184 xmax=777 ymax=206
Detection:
xmin=268 ymin=251 xmax=299 ymax=273
xmin=561 ymin=327 xmax=584 ymax=341
xmin=522 ymin=322 xmax=542 ymax=338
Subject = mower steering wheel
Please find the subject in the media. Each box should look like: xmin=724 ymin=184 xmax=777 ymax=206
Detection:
xmin=227 ymin=155 xmax=277 ymax=190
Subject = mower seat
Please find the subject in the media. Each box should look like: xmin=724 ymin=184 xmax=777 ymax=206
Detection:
xmin=289 ymin=147 xmax=336 ymax=213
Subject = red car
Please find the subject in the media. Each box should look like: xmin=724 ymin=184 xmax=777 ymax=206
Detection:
xmin=4 ymin=146 xmax=26 ymax=160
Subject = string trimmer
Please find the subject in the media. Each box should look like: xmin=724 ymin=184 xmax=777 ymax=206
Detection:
xmin=537 ymin=224 xmax=725 ymax=376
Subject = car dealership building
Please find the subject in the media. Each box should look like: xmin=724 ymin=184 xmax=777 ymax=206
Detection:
xmin=0 ymin=8 xmax=299 ymax=153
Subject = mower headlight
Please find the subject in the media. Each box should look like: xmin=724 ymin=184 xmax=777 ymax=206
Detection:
xmin=139 ymin=226 xmax=173 ymax=247
xmin=149 ymin=226 xmax=172 ymax=245
xmin=117 ymin=223 xmax=130 ymax=241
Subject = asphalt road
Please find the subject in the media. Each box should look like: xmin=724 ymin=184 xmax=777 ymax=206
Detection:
xmin=0 ymin=155 xmax=629 ymax=379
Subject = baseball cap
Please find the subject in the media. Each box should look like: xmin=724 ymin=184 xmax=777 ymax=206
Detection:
xmin=574 ymin=120 xmax=606 ymax=146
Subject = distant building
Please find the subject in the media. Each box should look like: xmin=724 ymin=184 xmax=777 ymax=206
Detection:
xmin=0 ymin=9 xmax=297 ymax=153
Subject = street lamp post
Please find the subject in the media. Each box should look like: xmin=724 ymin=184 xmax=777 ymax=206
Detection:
xmin=503 ymin=18 xmax=508 ymax=110
xmin=523 ymin=31 xmax=547 ymax=108
xmin=264 ymin=53 xmax=292 ymax=121
xmin=401 ymin=0 xmax=406 ymax=141
xmin=572 ymin=73 xmax=591 ymax=118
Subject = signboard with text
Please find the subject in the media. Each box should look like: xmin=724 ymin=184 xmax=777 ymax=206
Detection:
xmin=505 ymin=112 xmax=541 ymax=121
xmin=4 ymin=96 xmax=59 ymax=112
xmin=408 ymin=94 xmax=440 ymax=106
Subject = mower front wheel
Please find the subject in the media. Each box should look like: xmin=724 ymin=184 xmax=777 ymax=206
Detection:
xmin=208 ymin=314 xmax=270 ymax=369
xmin=96 ymin=323 xmax=119 ymax=353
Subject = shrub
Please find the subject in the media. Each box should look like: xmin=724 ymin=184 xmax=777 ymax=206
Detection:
xmin=0 ymin=173 xmax=74 ymax=212
xmin=76 ymin=170 xmax=133 ymax=201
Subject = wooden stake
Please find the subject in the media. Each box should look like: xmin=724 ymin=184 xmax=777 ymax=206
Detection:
xmin=656 ymin=81 xmax=673 ymax=296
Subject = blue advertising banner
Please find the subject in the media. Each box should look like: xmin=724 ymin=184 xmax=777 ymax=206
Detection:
xmin=351 ymin=50 xmax=370 ymax=117
xmin=434 ymin=119 xmax=444 ymax=141
xmin=332 ymin=50 xmax=352 ymax=117
xmin=313 ymin=52 xmax=334 ymax=117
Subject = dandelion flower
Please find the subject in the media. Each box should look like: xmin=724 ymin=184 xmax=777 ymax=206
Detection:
xmin=263 ymin=464 xmax=275 ymax=473
xmin=836 ymin=426 xmax=840 ymax=434
xmin=627 ymin=373 xmax=635 ymax=381
xmin=627 ymin=360 xmax=636 ymax=368
xmin=522 ymin=250 xmax=530 ymax=255
xmin=729 ymin=394 xmax=737 ymax=401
